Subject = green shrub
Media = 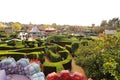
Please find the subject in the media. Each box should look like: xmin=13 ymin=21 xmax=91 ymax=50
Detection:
xmin=48 ymin=50 xmax=61 ymax=62
xmin=7 ymin=40 xmax=16 ymax=46
xmin=38 ymin=51 xmax=45 ymax=64
xmin=0 ymin=46 xmax=20 ymax=50
xmin=62 ymin=58 xmax=72 ymax=70
xmin=14 ymin=47 xmax=44 ymax=53
xmin=36 ymin=38 xmax=44 ymax=47
xmin=71 ymin=42 xmax=79 ymax=54
xmin=1 ymin=38 xmax=9 ymax=41
xmin=0 ymin=52 xmax=25 ymax=61
xmin=23 ymin=40 xmax=36 ymax=48
xmin=48 ymin=44 xmax=58 ymax=53
xmin=59 ymin=50 xmax=69 ymax=60
xmin=54 ymin=41 xmax=72 ymax=46
xmin=80 ymin=40 xmax=88 ymax=46
xmin=46 ymin=34 xmax=66 ymax=43
xmin=27 ymin=52 xmax=37 ymax=59
xmin=43 ymin=61 xmax=64 ymax=73
xmin=56 ymin=44 xmax=65 ymax=51
xmin=65 ymin=45 xmax=72 ymax=53
xmin=43 ymin=48 xmax=72 ymax=76
xmin=9 ymin=34 xmax=18 ymax=39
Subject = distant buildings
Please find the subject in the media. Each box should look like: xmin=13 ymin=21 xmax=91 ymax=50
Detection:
xmin=45 ymin=27 xmax=57 ymax=34
xmin=30 ymin=26 xmax=41 ymax=39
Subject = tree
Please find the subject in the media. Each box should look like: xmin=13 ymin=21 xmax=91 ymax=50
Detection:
xmin=100 ymin=20 xmax=108 ymax=27
xmin=0 ymin=23 xmax=7 ymax=31
xmin=75 ymin=34 xmax=120 ymax=79
xmin=11 ymin=22 xmax=22 ymax=31
xmin=100 ymin=17 xmax=120 ymax=30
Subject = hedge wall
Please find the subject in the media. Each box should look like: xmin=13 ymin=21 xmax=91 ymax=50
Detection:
xmin=53 ymin=41 xmax=72 ymax=46
xmin=47 ymin=50 xmax=61 ymax=62
xmin=58 ymin=50 xmax=69 ymax=60
xmin=0 ymin=46 xmax=21 ymax=50
xmin=14 ymin=47 xmax=45 ymax=53
xmin=0 ymin=52 xmax=25 ymax=61
xmin=65 ymin=45 xmax=72 ymax=53
xmin=43 ymin=49 xmax=72 ymax=76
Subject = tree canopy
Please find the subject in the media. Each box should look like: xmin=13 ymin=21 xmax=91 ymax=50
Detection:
xmin=75 ymin=33 xmax=120 ymax=80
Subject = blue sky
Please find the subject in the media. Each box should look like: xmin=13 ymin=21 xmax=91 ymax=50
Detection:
xmin=0 ymin=0 xmax=120 ymax=26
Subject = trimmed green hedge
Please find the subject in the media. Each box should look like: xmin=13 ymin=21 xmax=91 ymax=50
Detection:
xmin=43 ymin=61 xmax=64 ymax=74
xmin=27 ymin=52 xmax=39 ymax=59
xmin=38 ymin=51 xmax=45 ymax=64
xmin=0 ymin=46 xmax=21 ymax=50
xmin=65 ymin=45 xmax=72 ymax=53
xmin=58 ymin=50 xmax=69 ymax=60
xmin=53 ymin=41 xmax=72 ymax=46
xmin=36 ymin=38 xmax=44 ymax=47
xmin=43 ymin=66 xmax=56 ymax=76
xmin=71 ymin=42 xmax=80 ymax=54
xmin=14 ymin=47 xmax=45 ymax=53
xmin=0 ymin=52 xmax=25 ymax=61
xmin=47 ymin=50 xmax=61 ymax=62
xmin=7 ymin=40 xmax=16 ymax=46
xmin=23 ymin=40 xmax=36 ymax=48
xmin=80 ymin=40 xmax=89 ymax=46
xmin=43 ymin=49 xmax=72 ymax=76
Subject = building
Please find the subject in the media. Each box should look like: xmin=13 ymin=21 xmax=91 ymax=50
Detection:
xmin=45 ymin=27 xmax=57 ymax=34
xmin=29 ymin=26 xmax=41 ymax=39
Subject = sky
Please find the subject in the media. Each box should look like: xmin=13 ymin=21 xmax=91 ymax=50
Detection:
xmin=0 ymin=0 xmax=120 ymax=26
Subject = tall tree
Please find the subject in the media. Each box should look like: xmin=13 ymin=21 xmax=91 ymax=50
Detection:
xmin=100 ymin=20 xmax=108 ymax=27
xmin=0 ymin=23 xmax=7 ymax=31
xmin=11 ymin=22 xmax=22 ymax=31
xmin=108 ymin=18 xmax=120 ymax=29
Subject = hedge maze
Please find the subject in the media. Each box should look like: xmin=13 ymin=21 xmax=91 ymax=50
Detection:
xmin=0 ymin=35 xmax=80 ymax=76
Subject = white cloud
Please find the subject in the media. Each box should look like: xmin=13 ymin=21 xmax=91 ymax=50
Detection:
xmin=0 ymin=0 xmax=120 ymax=26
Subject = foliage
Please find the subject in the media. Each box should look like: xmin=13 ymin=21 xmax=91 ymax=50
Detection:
xmin=23 ymin=40 xmax=36 ymax=48
xmin=0 ymin=52 xmax=25 ymax=61
xmin=9 ymin=33 xmax=18 ymax=39
xmin=11 ymin=22 xmax=22 ymax=31
xmin=36 ymin=38 xmax=44 ymax=47
xmin=47 ymin=50 xmax=61 ymax=62
xmin=80 ymin=40 xmax=88 ymax=46
xmin=59 ymin=50 xmax=69 ymax=60
xmin=14 ymin=47 xmax=44 ymax=53
xmin=7 ymin=40 xmax=16 ymax=46
xmin=46 ymin=34 xmax=70 ymax=43
xmin=0 ymin=23 xmax=7 ymax=31
xmin=71 ymin=42 xmax=79 ymax=54
xmin=100 ymin=17 xmax=120 ymax=29
xmin=38 ymin=51 xmax=45 ymax=64
xmin=75 ymin=33 xmax=120 ymax=80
